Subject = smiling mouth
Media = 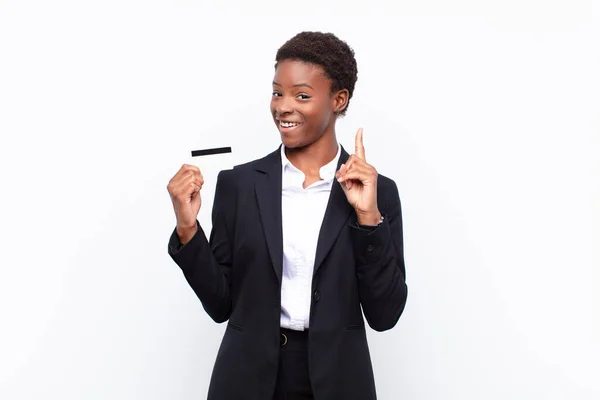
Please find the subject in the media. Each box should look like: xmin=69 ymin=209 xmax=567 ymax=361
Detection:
xmin=279 ymin=120 xmax=303 ymax=129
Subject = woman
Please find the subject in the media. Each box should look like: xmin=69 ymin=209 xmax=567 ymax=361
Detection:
xmin=167 ymin=31 xmax=408 ymax=400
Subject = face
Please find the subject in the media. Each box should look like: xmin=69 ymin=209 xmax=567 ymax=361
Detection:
xmin=271 ymin=60 xmax=347 ymax=149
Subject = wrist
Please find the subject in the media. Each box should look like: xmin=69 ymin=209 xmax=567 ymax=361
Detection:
xmin=356 ymin=210 xmax=382 ymax=226
xmin=176 ymin=222 xmax=198 ymax=245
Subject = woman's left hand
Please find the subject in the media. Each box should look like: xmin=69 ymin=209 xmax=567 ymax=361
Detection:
xmin=336 ymin=128 xmax=382 ymax=226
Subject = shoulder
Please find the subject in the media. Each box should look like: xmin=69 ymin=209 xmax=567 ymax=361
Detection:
xmin=377 ymin=173 xmax=399 ymax=193
xmin=234 ymin=147 xmax=280 ymax=172
xmin=216 ymin=146 xmax=281 ymax=183
xmin=376 ymin=173 xmax=402 ymax=209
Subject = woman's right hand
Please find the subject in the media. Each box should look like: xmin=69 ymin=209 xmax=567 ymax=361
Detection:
xmin=167 ymin=164 xmax=204 ymax=244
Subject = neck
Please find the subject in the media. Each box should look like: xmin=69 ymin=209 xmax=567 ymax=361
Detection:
xmin=284 ymin=132 xmax=338 ymax=177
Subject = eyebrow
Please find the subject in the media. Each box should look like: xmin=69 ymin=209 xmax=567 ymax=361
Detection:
xmin=272 ymin=81 xmax=314 ymax=90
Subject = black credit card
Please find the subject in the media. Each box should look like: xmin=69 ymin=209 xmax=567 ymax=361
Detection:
xmin=191 ymin=147 xmax=232 ymax=157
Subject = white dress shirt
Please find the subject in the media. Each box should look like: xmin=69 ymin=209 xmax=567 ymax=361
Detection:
xmin=279 ymin=144 xmax=341 ymax=331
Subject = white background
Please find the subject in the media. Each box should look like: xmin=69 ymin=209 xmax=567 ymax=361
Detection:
xmin=1 ymin=0 xmax=599 ymax=399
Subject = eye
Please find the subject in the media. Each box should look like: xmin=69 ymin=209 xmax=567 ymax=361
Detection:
xmin=296 ymin=94 xmax=311 ymax=100
xmin=272 ymin=91 xmax=282 ymax=97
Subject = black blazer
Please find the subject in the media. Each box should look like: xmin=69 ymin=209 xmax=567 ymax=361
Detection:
xmin=168 ymin=145 xmax=408 ymax=399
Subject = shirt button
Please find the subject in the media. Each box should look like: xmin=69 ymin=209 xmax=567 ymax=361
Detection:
xmin=313 ymin=291 xmax=321 ymax=301
xmin=366 ymin=245 xmax=375 ymax=252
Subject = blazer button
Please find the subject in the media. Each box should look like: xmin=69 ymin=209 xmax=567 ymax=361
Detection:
xmin=313 ymin=290 xmax=321 ymax=301
xmin=366 ymin=245 xmax=375 ymax=252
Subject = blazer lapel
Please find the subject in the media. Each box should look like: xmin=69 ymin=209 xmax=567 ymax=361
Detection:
xmin=254 ymin=147 xmax=284 ymax=285
xmin=313 ymin=147 xmax=354 ymax=275
xmin=254 ymin=145 xmax=354 ymax=283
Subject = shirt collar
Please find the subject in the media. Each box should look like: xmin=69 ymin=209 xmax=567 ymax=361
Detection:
xmin=280 ymin=143 xmax=341 ymax=181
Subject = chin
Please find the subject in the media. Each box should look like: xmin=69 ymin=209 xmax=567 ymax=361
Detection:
xmin=281 ymin=133 xmax=322 ymax=150
xmin=279 ymin=132 xmax=297 ymax=147
xmin=281 ymin=138 xmax=302 ymax=149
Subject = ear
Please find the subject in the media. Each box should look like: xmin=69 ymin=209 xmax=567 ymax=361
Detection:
xmin=332 ymin=89 xmax=349 ymax=114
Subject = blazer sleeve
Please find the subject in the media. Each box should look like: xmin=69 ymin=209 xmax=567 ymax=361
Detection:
xmin=167 ymin=169 xmax=235 ymax=323
xmin=349 ymin=178 xmax=408 ymax=332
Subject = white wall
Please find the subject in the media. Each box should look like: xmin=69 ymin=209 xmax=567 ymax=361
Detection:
xmin=1 ymin=1 xmax=599 ymax=399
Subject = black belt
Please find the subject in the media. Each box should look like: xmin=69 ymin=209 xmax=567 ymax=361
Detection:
xmin=280 ymin=328 xmax=308 ymax=350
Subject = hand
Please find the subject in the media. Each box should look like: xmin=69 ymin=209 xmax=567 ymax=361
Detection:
xmin=336 ymin=128 xmax=381 ymax=225
xmin=167 ymin=164 xmax=204 ymax=242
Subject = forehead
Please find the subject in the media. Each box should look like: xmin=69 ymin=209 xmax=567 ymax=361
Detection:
xmin=273 ymin=60 xmax=331 ymax=89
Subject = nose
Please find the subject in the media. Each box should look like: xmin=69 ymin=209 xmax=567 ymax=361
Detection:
xmin=275 ymin=96 xmax=293 ymax=116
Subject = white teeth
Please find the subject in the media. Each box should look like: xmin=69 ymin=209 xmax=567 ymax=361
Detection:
xmin=280 ymin=121 xmax=300 ymax=128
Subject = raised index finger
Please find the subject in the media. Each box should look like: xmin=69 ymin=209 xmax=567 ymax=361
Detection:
xmin=355 ymin=128 xmax=365 ymax=160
